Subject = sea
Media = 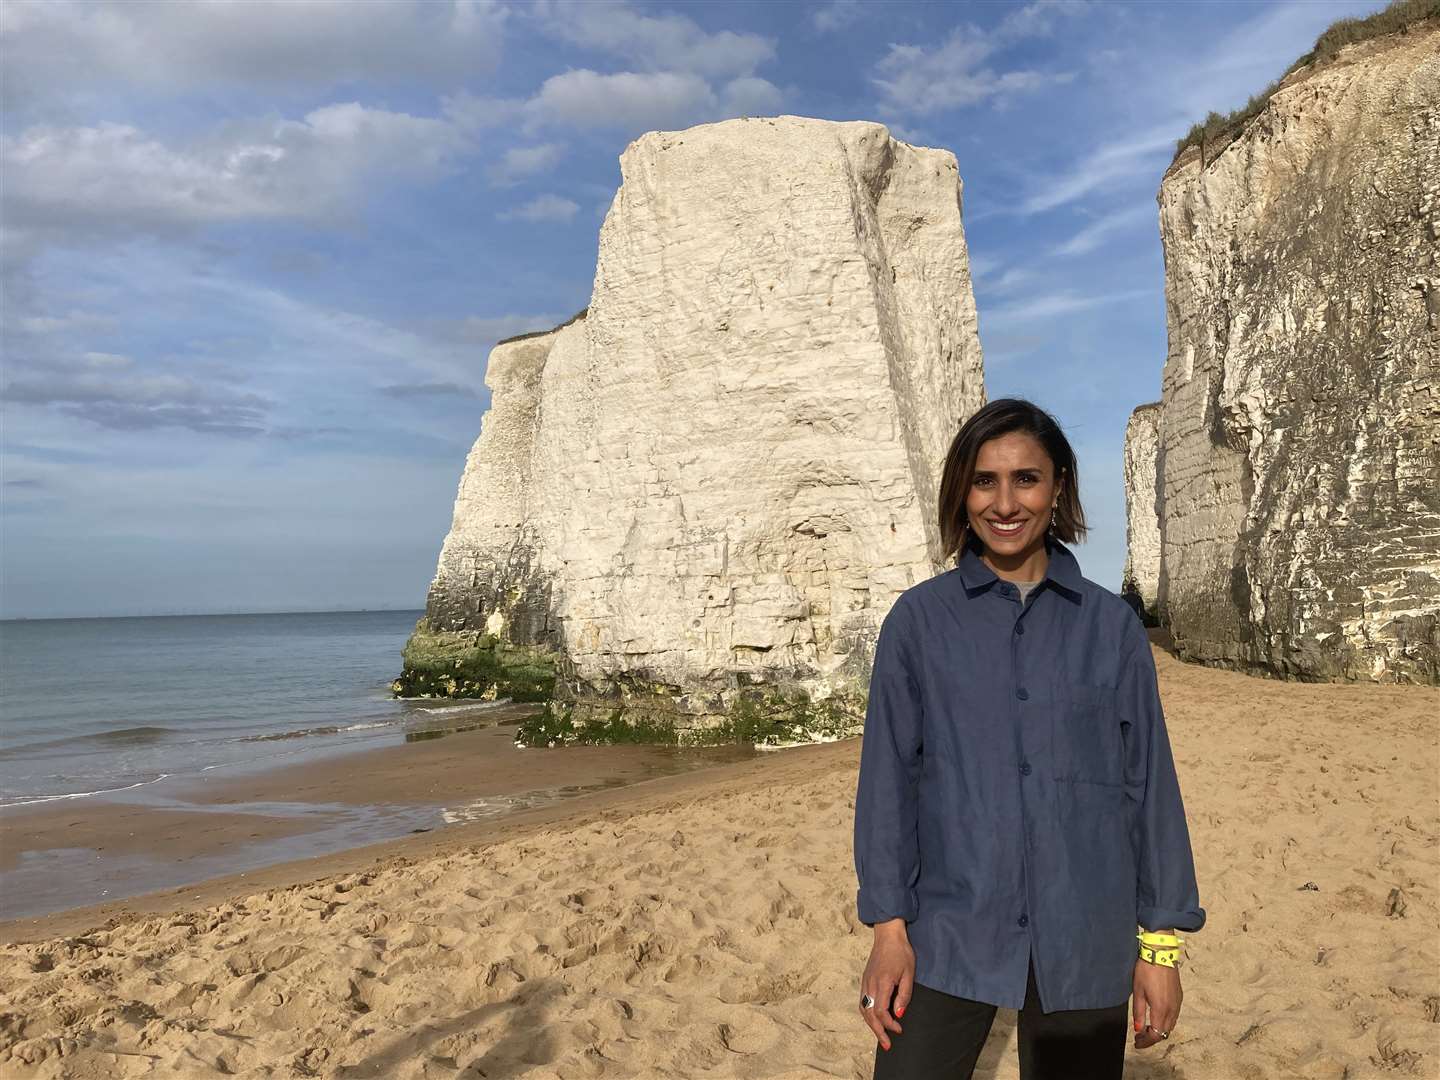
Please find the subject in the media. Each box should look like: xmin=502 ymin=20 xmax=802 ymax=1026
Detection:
xmin=0 ymin=610 xmax=765 ymax=919
xmin=0 ymin=609 xmax=493 ymax=809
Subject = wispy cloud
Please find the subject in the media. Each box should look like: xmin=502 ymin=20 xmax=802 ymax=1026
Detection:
xmin=1014 ymin=2 xmax=1366 ymax=218
xmin=486 ymin=143 xmax=566 ymax=186
xmin=516 ymin=69 xmax=783 ymax=136
xmin=2 ymin=351 xmax=272 ymax=435
xmin=2 ymin=105 xmax=471 ymax=245
xmin=872 ymin=0 xmax=1087 ymax=115
xmin=447 ymin=1 xmax=786 ymax=141
xmin=1053 ymin=204 xmax=1155 ymax=256
xmin=986 ymin=288 xmax=1150 ymax=324
xmin=1018 ymin=127 xmax=1176 ymax=214
xmin=497 ymin=194 xmax=580 ymax=223
xmin=812 ymin=0 xmax=863 ymax=33
xmin=532 ymin=0 xmax=775 ymax=79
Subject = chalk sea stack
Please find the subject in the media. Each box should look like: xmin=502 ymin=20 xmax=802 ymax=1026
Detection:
xmin=1121 ymin=402 xmax=1162 ymax=626
xmin=400 ymin=116 xmax=985 ymax=734
xmin=1128 ymin=12 xmax=1440 ymax=683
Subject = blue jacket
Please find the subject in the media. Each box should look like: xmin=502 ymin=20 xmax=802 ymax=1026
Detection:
xmin=853 ymin=538 xmax=1205 ymax=1012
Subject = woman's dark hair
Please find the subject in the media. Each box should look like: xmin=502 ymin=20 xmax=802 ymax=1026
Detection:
xmin=937 ymin=397 xmax=1088 ymax=565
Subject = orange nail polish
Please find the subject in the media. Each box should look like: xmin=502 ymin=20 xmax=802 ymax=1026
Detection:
xmin=897 ymin=1007 xmax=905 ymax=1018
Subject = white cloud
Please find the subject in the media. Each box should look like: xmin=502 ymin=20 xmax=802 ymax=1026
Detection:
xmin=486 ymin=143 xmax=566 ymax=186
xmin=812 ymin=0 xmax=863 ymax=33
xmin=498 ymin=194 xmax=580 ymax=223
xmin=986 ymin=288 xmax=1150 ymax=324
xmin=992 ymin=0 xmax=1090 ymax=45
xmin=989 ymin=267 xmax=1040 ymax=294
xmin=721 ymin=76 xmax=785 ymax=117
xmin=1053 ymin=204 xmax=1154 ymax=256
xmin=1 ymin=105 xmax=470 ymax=244
xmin=513 ymin=2 xmax=783 ymax=136
xmin=525 ymin=69 xmax=714 ymax=132
xmin=872 ymin=0 xmax=1086 ymax=115
xmin=1 ymin=0 xmax=508 ymax=111
xmin=442 ymin=93 xmax=528 ymax=133
xmin=521 ymin=69 xmax=783 ymax=135
xmin=532 ymin=0 xmax=774 ymax=79
xmin=0 ymin=244 xmax=571 ymax=452
xmin=1019 ymin=127 xmax=1176 ymax=214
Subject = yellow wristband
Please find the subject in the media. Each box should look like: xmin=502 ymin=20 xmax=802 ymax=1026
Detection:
xmin=1138 ymin=942 xmax=1182 ymax=968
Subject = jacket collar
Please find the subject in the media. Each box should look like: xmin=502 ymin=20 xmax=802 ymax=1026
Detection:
xmin=955 ymin=535 xmax=1085 ymax=602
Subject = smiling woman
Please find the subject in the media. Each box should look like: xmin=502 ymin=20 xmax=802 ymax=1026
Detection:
xmin=938 ymin=397 xmax=1088 ymax=581
xmin=853 ymin=397 xmax=1205 ymax=1080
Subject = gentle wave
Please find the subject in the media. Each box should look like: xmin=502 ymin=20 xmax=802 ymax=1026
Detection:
xmin=0 ymin=773 xmax=171 ymax=809
xmin=237 ymin=718 xmax=402 ymax=742
xmin=414 ymin=698 xmax=515 ymax=714
xmin=0 ymin=725 xmax=181 ymax=759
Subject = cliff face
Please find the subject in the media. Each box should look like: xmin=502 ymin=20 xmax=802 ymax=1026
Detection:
xmin=1122 ymin=402 xmax=1162 ymax=625
xmin=1154 ymin=24 xmax=1440 ymax=683
xmin=425 ymin=326 xmax=559 ymax=646
xmin=414 ymin=115 xmax=985 ymax=726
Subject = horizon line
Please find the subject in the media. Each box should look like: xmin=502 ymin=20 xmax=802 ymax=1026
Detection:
xmin=0 ymin=607 xmax=428 ymax=623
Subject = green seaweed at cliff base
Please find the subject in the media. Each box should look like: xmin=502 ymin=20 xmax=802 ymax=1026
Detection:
xmin=391 ymin=623 xmax=556 ymax=701
xmin=512 ymin=688 xmax=867 ymax=748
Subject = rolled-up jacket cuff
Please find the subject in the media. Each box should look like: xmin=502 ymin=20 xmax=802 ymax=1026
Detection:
xmin=1138 ymin=904 xmax=1206 ymax=933
xmin=857 ymin=885 xmax=918 ymax=927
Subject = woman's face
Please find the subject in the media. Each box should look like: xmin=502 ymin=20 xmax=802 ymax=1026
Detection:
xmin=964 ymin=431 xmax=1060 ymax=563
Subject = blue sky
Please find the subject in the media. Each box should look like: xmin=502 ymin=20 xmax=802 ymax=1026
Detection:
xmin=0 ymin=0 xmax=1383 ymax=618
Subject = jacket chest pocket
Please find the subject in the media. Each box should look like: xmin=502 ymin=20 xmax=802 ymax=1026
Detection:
xmin=1052 ymin=684 xmax=1123 ymax=786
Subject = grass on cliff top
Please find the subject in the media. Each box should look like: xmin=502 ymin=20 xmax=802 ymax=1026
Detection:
xmin=1172 ymin=0 xmax=1438 ymax=165
xmin=494 ymin=307 xmax=588 ymax=348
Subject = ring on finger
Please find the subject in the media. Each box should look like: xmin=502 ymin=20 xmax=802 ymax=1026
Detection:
xmin=860 ymin=993 xmax=875 ymax=1009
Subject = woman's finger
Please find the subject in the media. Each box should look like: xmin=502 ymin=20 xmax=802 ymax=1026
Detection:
xmin=879 ymin=979 xmax=903 ymax=1034
xmin=894 ymin=967 xmax=914 ymax=1021
xmin=1155 ymin=1006 xmax=1178 ymax=1038
xmin=862 ymin=982 xmax=894 ymax=1048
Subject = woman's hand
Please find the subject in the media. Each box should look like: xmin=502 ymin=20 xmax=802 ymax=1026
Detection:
xmin=860 ymin=920 xmax=915 ymax=1051
xmin=1132 ymin=960 xmax=1183 ymax=1049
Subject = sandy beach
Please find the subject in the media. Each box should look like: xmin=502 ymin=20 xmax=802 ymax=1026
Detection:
xmin=1 ymin=640 xmax=1436 ymax=1079
xmin=0 ymin=707 xmax=759 ymax=921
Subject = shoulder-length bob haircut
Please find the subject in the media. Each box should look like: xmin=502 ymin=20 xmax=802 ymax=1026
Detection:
xmin=937 ymin=397 xmax=1088 ymax=566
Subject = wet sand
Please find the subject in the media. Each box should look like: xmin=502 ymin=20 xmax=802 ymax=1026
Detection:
xmin=1 ymin=644 xmax=1435 ymax=1079
xmin=0 ymin=706 xmax=758 ymax=922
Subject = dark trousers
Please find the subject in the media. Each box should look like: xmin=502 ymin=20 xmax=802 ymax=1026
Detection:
xmin=873 ymin=958 xmax=1128 ymax=1080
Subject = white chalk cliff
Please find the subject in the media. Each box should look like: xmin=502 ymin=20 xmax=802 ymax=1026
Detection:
xmin=1122 ymin=402 xmax=1162 ymax=624
xmin=418 ymin=116 xmax=985 ymax=726
xmin=1148 ymin=23 xmax=1439 ymax=682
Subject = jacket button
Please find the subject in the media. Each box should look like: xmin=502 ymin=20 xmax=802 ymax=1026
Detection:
xmin=1016 ymin=688 xmax=1029 ymax=701
xmin=1018 ymin=914 xmax=1029 ymax=927
xmin=1020 ymin=762 xmax=1032 ymax=776
xmin=1014 ymin=623 xmax=1025 ymax=635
